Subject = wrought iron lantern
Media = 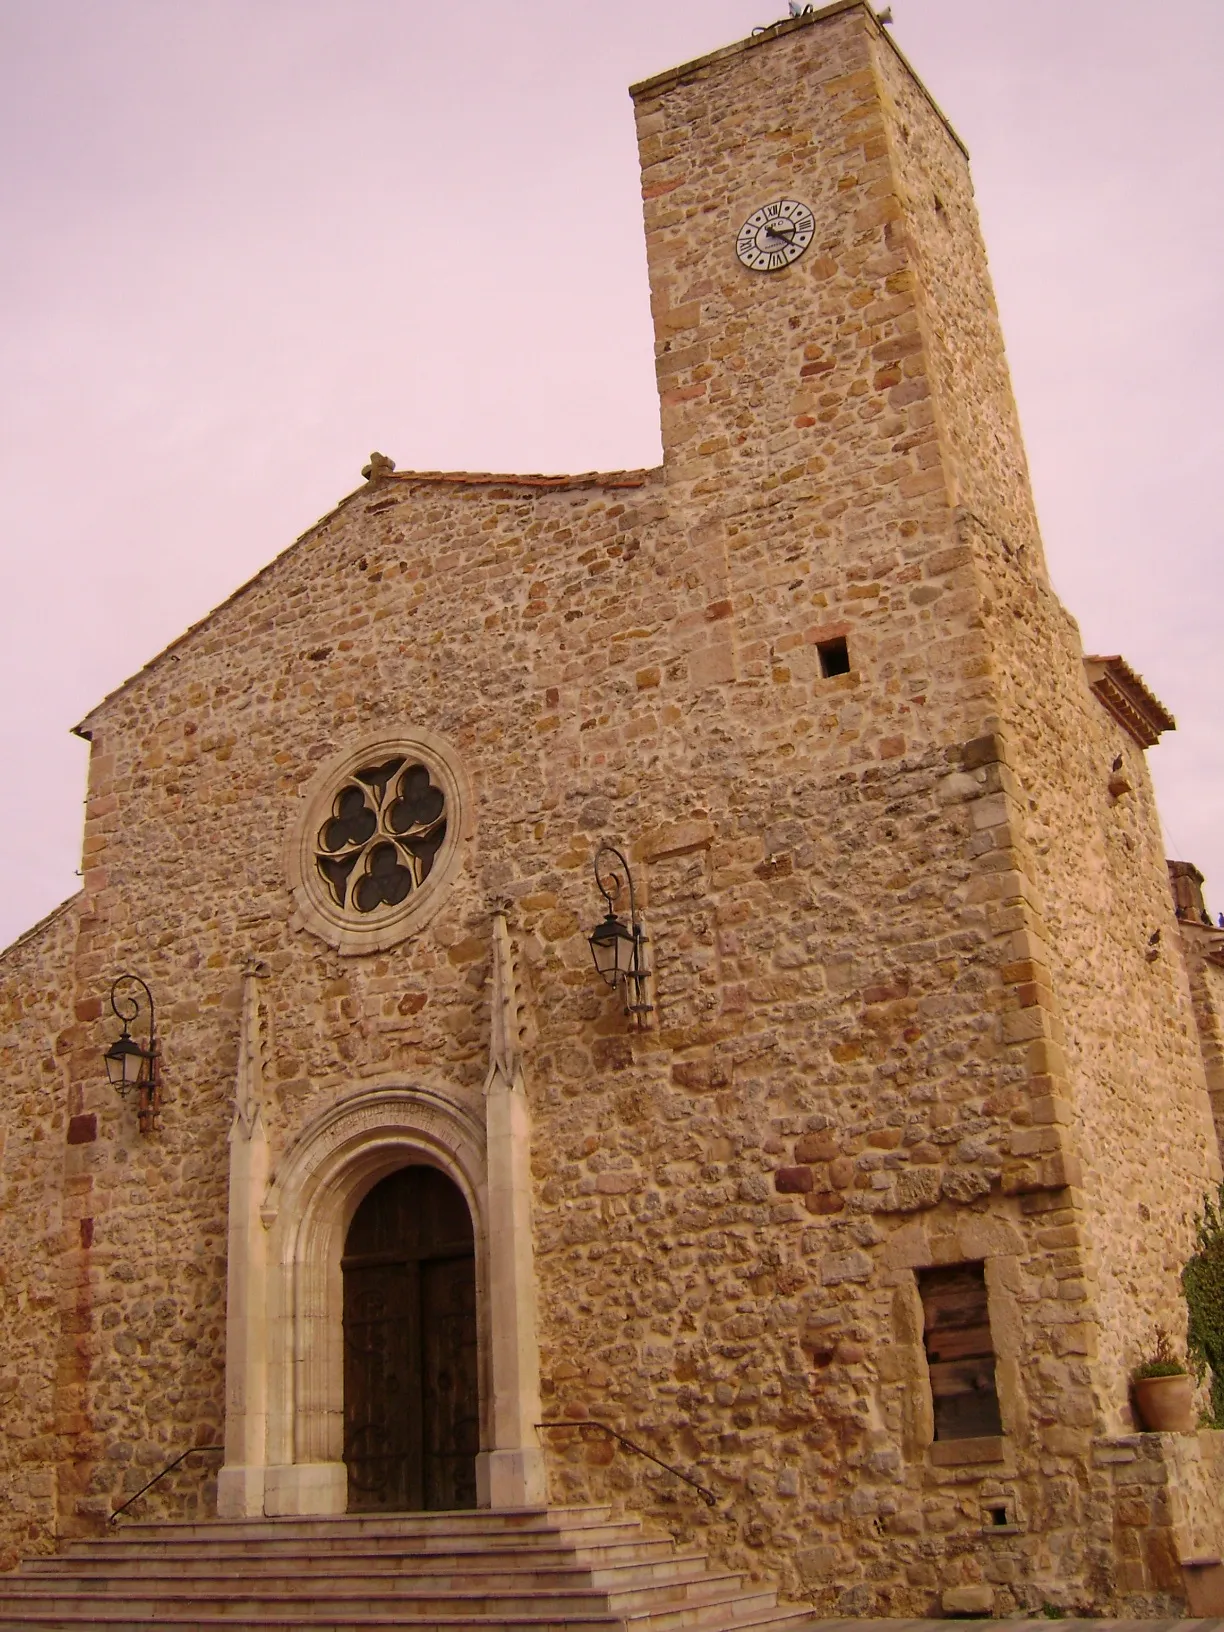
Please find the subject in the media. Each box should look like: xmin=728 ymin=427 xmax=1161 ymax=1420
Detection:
xmin=588 ymin=843 xmax=652 ymax=1024
xmin=104 ymin=973 xmax=161 ymax=1134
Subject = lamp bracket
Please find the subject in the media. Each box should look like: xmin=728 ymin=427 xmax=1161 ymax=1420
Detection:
xmin=106 ymin=973 xmax=162 ymax=1134
xmin=591 ymin=842 xmax=653 ymax=1027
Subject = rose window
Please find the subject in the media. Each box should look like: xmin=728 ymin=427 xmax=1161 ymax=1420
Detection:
xmin=315 ymin=758 xmax=447 ymax=915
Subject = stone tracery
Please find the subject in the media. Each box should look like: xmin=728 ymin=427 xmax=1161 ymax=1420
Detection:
xmin=315 ymin=757 xmax=447 ymax=913
xmin=287 ymin=728 xmax=470 ymax=955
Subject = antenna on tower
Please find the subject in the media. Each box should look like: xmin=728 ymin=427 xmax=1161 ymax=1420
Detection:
xmin=877 ymin=5 xmax=895 ymax=23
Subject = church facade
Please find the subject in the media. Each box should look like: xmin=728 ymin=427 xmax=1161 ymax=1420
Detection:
xmin=2 ymin=0 xmax=1223 ymax=1616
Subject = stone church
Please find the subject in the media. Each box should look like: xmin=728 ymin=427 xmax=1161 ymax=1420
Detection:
xmin=2 ymin=0 xmax=1223 ymax=1622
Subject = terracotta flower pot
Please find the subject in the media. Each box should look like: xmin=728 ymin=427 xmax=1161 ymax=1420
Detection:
xmin=1132 ymin=1372 xmax=1195 ymax=1432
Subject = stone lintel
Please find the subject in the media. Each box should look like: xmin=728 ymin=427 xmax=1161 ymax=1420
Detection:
xmin=929 ymin=1434 xmax=1008 ymax=1467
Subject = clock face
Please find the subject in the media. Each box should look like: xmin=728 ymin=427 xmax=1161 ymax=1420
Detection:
xmin=735 ymin=198 xmax=815 ymax=271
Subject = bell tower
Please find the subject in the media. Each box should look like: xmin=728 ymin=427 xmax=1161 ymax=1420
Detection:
xmin=630 ymin=0 xmax=1045 ymax=583
xmin=629 ymin=8 xmax=1223 ymax=1562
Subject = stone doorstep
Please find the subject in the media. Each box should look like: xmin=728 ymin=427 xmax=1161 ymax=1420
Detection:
xmin=0 ymin=1585 xmax=809 ymax=1631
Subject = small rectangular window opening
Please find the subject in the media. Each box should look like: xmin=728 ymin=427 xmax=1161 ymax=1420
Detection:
xmin=817 ymin=636 xmax=851 ymax=678
xmin=987 ymin=1503 xmax=1010 ymax=1527
xmin=918 ymin=1262 xmax=1004 ymax=1442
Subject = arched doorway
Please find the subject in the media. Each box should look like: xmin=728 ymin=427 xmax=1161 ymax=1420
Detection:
xmin=342 ymin=1165 xmax=479 ymax=1511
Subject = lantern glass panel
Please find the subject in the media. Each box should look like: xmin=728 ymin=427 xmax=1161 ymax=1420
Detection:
xmin=589 ymin=913 xmax=632 ymax=985
xmin=105 ymin=1033 xmax=146 ymax=1092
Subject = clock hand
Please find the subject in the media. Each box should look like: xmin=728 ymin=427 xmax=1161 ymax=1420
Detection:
xmin=763 ymin=225 xmax=797 ymax=245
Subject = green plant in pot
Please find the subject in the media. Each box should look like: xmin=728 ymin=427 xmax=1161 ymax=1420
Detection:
xmin=1132 ymin=1326 xmax=1194 ymax=1433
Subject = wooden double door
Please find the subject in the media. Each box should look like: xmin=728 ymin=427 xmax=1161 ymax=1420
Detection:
xmin=342 ymin=1165 xmax=479 ymax=1511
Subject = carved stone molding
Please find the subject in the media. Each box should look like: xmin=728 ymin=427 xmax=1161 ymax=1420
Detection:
xmin=221 ymin=1081 xmax=492 ymax=1517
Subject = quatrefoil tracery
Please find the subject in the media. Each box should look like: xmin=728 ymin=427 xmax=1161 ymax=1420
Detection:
xmin=316 ymin=757 xmax=447 ymax=915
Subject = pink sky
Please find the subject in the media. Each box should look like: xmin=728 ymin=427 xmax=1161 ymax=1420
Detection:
xmin=2 ymin=0 xmax=1220 ymax=948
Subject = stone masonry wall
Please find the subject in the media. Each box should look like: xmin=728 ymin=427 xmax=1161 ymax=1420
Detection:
xmin=947 ymin=325 xmax=1220 ymax=1440
xmin=874 ymin=0 xmax=1220 ymax=1429
xmin=58 ymin=469 xmax=672 ymax=1532
xmin=868 ymin=29 xmax=1043 ymax=573
xmin=0 ymin=897 xmax=78 ymax=1568
xmin=618 ymin=6 xmax=1149 ymax=1609
xmin=1177 ymin=923 xmax=1224 ymax=1157
xmin=1095 ymin=1430 xmax=1224 ymax=1610
xmin=18 ymin=429 xmax=1114 ymax=1609
xmin=0 ymin=1 xmax=1218 ymax=1618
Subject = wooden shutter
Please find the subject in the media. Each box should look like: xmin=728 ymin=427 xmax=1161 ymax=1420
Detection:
xmin=918 ymin=1262 xmax=1004 ymax=1441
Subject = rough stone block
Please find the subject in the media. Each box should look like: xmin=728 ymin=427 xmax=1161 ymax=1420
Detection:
xmin=893 ymin=1166 xmax=941 ymax=1212
xmin=592 ymin=1035 xmax=634 ymax=1072
xmin=775 ymin=1165 xmax=814 ymax=1194
xmin=961 ymin=732 xmax=1008 ymax=771
xmin=942 ymin=1166 xmax=992 ymax=1202
xmin=942 ymin=1583 xmax=995 ymax=1615
xmin=821 ymin=1249 xmax=873 ymax=1285
xmin=795 ymin=1130 xmax=839 ymax=1162
xmin=828 ymin=1156 xmax=856 ymax=1189
xmin=805 ymin=1190 xmax=845 ymax=1215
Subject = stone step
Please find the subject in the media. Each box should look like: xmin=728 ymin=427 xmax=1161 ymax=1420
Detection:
xmin=33 ymin=1540 xmax=682 ymax=1566
xmin=89 ymin=1523 xmax=656 ymax=1557
xmin=110 ymin=1504 xmax=617 ymax=1543
xmin=0 ymin=1589 xmax=805 ymax=1632
xmin=0 ymin=1620 xmax=812 ymax=1632
xmin=19 ymin=1551 xmax=710 ymax=1590
xmin=97 ymin=1514 xmax=656 ymax=1553
xmin=1 ymin=1564 xmax=746 ymax=1613
xmin=94 ymin=1524 xmax=657 ymax=1559
xmin=58 ymin=1525 xmax=653 ymax=1553
xmin=0 ymin=1503 xmax=813 ymax=1632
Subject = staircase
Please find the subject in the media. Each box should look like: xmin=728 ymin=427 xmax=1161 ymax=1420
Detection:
xmin=0 ymin=1504 xmax=814 ymax=1631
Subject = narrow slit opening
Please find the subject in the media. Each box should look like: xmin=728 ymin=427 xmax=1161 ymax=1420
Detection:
xmin=817 ymin=636 xmax=850 ymax=677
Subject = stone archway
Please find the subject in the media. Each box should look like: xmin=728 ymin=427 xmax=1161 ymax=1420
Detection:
xmin=219 ymin=933 xmax=545 ymax=1521
xmin=219 ymin=1073 xmax=544 ymax=1518
xmin=267 ymin=1084 xmax=489 ymax=1517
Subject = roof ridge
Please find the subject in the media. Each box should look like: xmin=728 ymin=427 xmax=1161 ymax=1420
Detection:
xmin=381 ymin=468 xmax=655 ymax=490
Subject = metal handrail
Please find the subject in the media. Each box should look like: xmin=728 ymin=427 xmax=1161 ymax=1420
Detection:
xmin=109 ymin=1444 xmax=224 ymax=1523
xmin=537 ymin=1419 xmax=717 ymax=1507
